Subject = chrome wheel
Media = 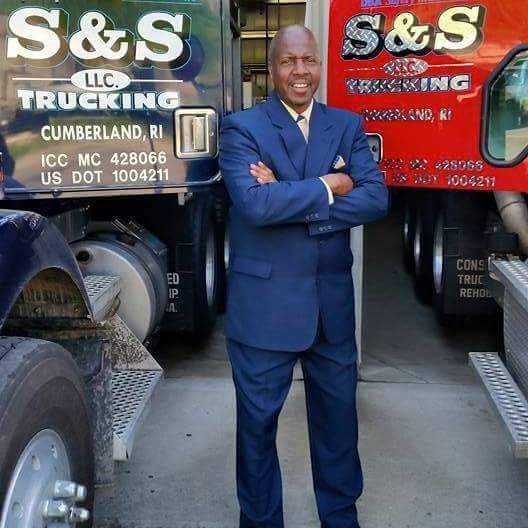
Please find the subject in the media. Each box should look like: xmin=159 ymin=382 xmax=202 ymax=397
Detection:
xmin=403 ymin=205 xmax=411 ymax=250
xmin=0 ymin=429 xmax=89 ymax=528
xmin=413 ymin=216 xmax=422 ymax=271
xmin=433 ymin=215 xmax=445 ymax=295
xmin=205 ymin=226 xmax=217 ymax=308
xmin=223 ymin=224 xmax=230 ymax=270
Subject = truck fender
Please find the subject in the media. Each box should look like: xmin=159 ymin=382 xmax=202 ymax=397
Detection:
xmin=0 ymin=210 xmax=92 ymax=329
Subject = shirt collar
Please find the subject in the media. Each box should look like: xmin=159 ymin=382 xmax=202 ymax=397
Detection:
xmin=279 ymin=98 xmax=314 ymax=124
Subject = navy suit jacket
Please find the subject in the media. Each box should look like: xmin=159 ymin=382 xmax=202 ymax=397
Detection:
xmin=219 ymin=93 xmax=388 ymax=351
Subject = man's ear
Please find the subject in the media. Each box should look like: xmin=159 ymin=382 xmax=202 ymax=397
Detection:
xmin=267 ymin=63 xmax=274 ymax=87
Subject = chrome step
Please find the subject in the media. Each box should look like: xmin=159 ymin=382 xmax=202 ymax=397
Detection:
xmin=469 ymin=352 xmax=528 ymax=458
xmin=112 ymin=369 xmax=163 ymax=461
xmin=490 ymin=259 xmax=528 ymax=312
xmin=83 ymin=275 xmax=121 ymax=322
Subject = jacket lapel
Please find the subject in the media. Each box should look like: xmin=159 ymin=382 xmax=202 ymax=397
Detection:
xmin=304 ymin=101 xmax=337 ymax=180
xmin=264 ymin=93 xmax=307 ymax=178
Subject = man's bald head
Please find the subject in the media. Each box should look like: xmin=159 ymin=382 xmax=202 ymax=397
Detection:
xmin=269 ymin=25 xmax=319 ymax=64
xmin=267 ymin=25 xmax=322 ymax=113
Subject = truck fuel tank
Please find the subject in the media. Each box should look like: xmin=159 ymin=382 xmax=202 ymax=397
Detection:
xmin=72 ymin=220 xmax=168 ymax=342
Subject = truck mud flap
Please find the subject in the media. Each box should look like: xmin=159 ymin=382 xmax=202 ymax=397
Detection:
xmin=435 ymin=191 xmax=496 ymax=316
xmin=439 ymin=225 xmax=495 ymax=314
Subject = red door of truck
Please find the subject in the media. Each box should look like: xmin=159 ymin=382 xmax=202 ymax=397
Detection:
xmin=328 ymin=0 xmax=528 ymax=192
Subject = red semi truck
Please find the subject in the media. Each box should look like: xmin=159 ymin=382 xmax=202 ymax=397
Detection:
xmin=309 ymin=0 xmax=528 ymax=457
xmin=327 ymin=0 xmax=528 ymax=316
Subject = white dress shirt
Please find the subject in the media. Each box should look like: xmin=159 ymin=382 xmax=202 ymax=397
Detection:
xmin=279 ymin=98 xmax=334 ymax=205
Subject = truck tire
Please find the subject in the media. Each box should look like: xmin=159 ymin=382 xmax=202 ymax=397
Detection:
xmin=431 ymin=192 xmax=496 ymax=323
xmin=413 ymin=193 xmax=437 ymax=303
xmin=402 ymin=198 xmax=416 ymax=274
xmin=0 ymin=338 xmax=94 ymax=527
xmin=213 ymin=194 xmax=229 ymax=315
xmin=432 ymin=210 xmax=454 ymax=325
xmin=216 ymin=219 xmax=229 ymax=314
xmin=192 ymin=195 xmax=223 ymax=337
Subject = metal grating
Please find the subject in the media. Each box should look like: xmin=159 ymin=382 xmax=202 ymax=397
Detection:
xmin=84 ymin=275 xmax=118 ymax=296
xmin=504 ymin=291 xmax=528 ymax=398
xmin=491 ymin=259 xmax=528 ymax=313
xmin=112 ymin=369 xmax=163 ymax=461
xmin=83 ymin=275 xmax=121 ymax=322
xmin=469 ymin=352 xmax=528 ymax=458
xmin=489 ymin=259 xmax=528 ymax=400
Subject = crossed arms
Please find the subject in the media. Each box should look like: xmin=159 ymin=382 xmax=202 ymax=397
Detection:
xmin=218 ymin=115 xmax=389 ymax=235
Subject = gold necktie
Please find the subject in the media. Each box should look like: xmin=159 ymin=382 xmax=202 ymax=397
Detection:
xmin=296 ymin=115 xmax=308 ymax=142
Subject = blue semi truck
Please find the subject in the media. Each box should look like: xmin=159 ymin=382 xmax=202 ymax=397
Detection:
xmin=0 ymin=1 xmax=241 ymax=525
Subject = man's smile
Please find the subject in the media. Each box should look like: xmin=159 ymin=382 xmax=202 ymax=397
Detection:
xmin=290 ymin=81 xmax=311 ymax=96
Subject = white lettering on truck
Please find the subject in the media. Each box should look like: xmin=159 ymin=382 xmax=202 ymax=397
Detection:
xmin=136 ymin=12 xmax=185 ymax=64
xmin=455 ymin=259 xmax=490 ymax=298
xmin=7 ymin=8 xmax=68 ymax=63
xmin=342 ymin=5 xmax=486 ymax=59
xmin=456 ymin=259 xmax=486 ymax=272
xmin=18 ymin=90 xmax=180 ymax=111
xmin=436 ymin=6 xmax=485 ymax=52
xmin=7 ymin=8 xmax=190 ymax=68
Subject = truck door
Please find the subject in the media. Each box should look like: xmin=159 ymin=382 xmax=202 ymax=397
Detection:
xmin=0 ymin=0 xmax=226 ymax=199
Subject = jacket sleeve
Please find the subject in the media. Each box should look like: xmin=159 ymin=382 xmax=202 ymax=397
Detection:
xmin=308 ymin=117 xmax=389 ymax=236
xmin=219 ymin=115 xmax=330 ymax=227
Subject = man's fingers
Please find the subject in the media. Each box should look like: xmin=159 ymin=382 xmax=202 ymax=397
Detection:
xmin=250 ymin=162 xmax=276 ymax=183
xmin=251 ymin=162 xmax=270 ymax=170
xmin=251 ymin=168 xmax=271 ymax=179
xmin=250 ymin=163 xmax=268 ymax=176
xmin=257 ymin=161 xmax=275 ymax=177
xmin=256 ymin=162 xmax=273 ymax=177
xmin=250 ymin=166 xmax=266 ymax=177
xmin=251 ymin=168 xmax=273 ymax=184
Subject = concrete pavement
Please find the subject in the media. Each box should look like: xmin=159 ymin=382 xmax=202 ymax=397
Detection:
xmin=95 ymin=213 xmax=528 ymax=528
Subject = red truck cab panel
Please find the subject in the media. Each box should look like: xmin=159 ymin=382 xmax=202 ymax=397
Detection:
xmin=328 ymin=0 xmax=528 ymax=192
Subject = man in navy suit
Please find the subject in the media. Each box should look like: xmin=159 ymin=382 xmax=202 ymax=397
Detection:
xmin=219 ymin=25 xmax=388 ymax=528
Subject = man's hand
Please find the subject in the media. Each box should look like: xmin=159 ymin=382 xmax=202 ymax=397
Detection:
xmin=250 ymin=161 xmax=277 ymax=184
xmin=321 ymin=173 xmax=354 ymax=196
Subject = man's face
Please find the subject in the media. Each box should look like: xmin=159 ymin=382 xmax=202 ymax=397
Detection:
xmin=269 ymin=31 xmax=321 ymax=113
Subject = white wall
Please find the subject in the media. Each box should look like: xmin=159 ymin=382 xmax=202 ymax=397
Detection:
xmin=306 ymin=1 xmax=364 ymax=363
